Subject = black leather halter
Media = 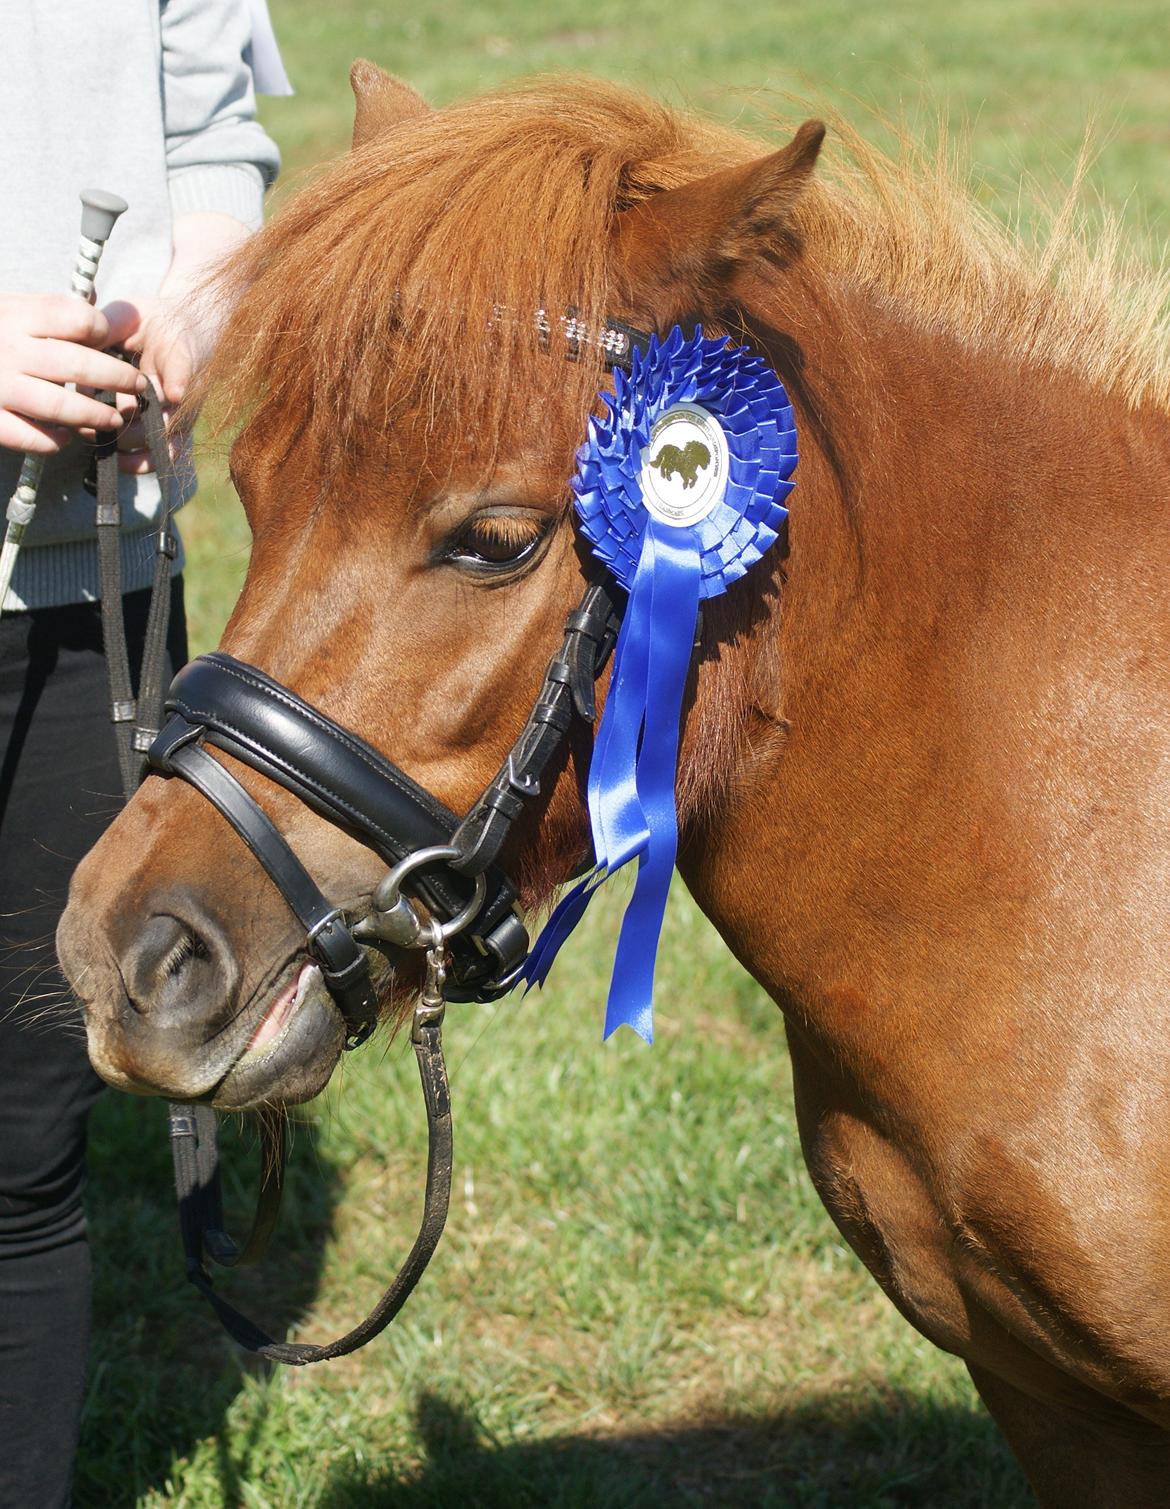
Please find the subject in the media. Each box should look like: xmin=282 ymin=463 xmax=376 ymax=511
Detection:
xmin=142 ymin=576 xmax=622 ymax=1363
xmin=150 ymin=655 xmax=518 ymax=1048
xmin=146 ymin=577 xmax=622 ymax=1037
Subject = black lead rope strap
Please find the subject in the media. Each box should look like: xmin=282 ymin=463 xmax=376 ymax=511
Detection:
xmin=94 ymin=380 xmax=180 ymax=791
xmin=132 ymin=392 xmax=181 ymax=758
xmin=168 ymin=1102 xmax=285 ymax=1269
xmin=178 ymin=1016 xmax=451 ymax=1365
xmin=94 ymin=423 xmax=139 ymax=797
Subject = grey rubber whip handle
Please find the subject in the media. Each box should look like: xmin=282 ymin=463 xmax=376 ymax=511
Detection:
xmin=79 ymin=188 xmax=129 ymax=244
xmin=73 ymin=189 xmax=129 ymax=301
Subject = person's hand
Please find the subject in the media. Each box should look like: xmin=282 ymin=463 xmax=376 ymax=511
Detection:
xmin=0 ymin=294 xmax=145 ymax=455
xmin=107 ymin=211 xmax=250 ymax=474
xmin=117 ymin=295 xmax=200 ymax=405
xmin=105 ymin=294 xmax=203 ymax=474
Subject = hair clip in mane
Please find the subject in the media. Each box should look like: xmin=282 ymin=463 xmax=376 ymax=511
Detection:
xmin=489 ymin=305 xmax=651 ymax=370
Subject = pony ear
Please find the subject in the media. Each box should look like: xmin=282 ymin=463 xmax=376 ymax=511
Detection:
xmin=350 ymin=59 xmax=431 ymax=149
xmin=615 ymin=120 xmax=825 ymax=305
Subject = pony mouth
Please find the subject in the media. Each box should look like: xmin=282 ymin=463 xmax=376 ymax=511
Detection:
xmin=206 ymin=918 xmax=409 ymax=1110
xmin=210 ymin=959 xmax=348 ymax=1110
xmin=240 ymin=960 xmax=320 ymax=1061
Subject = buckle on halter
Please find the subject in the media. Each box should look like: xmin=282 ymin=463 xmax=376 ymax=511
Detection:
xmin=306 ymin=908 xmax=347 ymax=950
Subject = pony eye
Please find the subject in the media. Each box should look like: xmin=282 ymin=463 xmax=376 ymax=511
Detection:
xmin=446 ymin=511 xmax=552 ymax=573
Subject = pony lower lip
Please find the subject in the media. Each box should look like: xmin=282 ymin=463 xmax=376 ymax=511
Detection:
xmin=245 ymin=961 xmax=318 ymax=1055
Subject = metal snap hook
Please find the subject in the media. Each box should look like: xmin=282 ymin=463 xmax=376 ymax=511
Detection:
xmin=412 ymin=929 xmax=448 ymax=1043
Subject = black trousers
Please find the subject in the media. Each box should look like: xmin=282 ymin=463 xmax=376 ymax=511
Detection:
xmin=0 ymin=582 xmax=186 ymax=1509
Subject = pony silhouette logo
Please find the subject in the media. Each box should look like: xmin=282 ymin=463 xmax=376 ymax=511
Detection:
xmin=650 ymin=438 xmax=712 ymax=490
xmin=639 ymin=401 xmax=730 ymax=528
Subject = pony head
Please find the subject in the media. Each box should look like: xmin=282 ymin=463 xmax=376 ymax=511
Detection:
xmin=57 ymin=67 xmax=824 ymax=1107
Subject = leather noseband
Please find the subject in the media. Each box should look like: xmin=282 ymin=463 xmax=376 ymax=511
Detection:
xmin=146 ymin=581 xmax=622 ymax=1044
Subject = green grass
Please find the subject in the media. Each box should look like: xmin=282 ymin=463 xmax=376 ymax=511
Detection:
xmin=77 ymin=6 xmax=1169 ymax=1504
xmin=82 ymin=887 xmax=1028 ymax=1508
xmin=257 ymin=0 xmax=1170 ymax=236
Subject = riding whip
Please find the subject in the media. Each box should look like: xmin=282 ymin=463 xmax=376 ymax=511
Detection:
xmin=0 ymin=189 xmax=128 ymax=610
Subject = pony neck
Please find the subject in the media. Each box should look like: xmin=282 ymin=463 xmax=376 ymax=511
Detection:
xmin=676 ymin=265 xmax=1170 ymax=1032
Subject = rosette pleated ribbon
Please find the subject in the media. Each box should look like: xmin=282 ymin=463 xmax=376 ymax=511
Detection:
xmin=523 ymin=325 xmax=797 ymax=1040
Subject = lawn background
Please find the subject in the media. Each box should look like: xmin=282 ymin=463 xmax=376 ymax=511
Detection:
xmin=77 ymin=4 xmax=1168 ymax=1505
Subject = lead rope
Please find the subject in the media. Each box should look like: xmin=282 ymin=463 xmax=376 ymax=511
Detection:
xmin=180 ymin=946 xmax=453 ymax=1365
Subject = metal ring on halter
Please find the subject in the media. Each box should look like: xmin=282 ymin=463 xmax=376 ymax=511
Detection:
xmin=371 ymin=845 xmax=488 ymax=945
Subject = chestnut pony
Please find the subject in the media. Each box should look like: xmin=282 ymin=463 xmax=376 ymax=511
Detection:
xmin=58 ymin=67 xmax=1170 ymax=1505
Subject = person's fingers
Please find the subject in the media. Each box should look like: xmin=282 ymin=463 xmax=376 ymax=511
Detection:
xmin=0 ymin=410 xmax=73 ymax=454
xmin=99 ymin=299 xmax=142 ymax=350
xmin=149 ymin=339 xmax=193 ymax=406
xmin=161 ymin=370 xmax=189 ymax=406
xmin=2 ymin=373 xmax=125 ymax=432
xmin=2 ymin=293 xmax=112 ymax=346
xmin=22 ymin=338 xmax=147 ymax=395
xmin=135 ymin=310 xmax=197 ymax=406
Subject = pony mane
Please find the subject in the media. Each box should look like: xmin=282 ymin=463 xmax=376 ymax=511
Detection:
xmin=199 ymin=74 xmax=1170 ymax=478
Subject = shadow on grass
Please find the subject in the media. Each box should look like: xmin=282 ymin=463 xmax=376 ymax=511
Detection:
xmin=73 ymin=1090 xmax=341 ymax=1509
xmin=326 ymin=1389 xmax=1035 ymax=1509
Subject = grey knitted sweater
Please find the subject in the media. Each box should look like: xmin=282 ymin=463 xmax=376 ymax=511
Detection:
xmin=0 ymin=0 xmax=281 ymax=611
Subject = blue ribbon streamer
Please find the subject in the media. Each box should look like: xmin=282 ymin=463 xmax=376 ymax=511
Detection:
xmin=604 ymin=522 xmax=701 ymax=1040
xmin=522 ymin=326 xmax=798 ymax=1041
xmin=522 ymin=532 xmax=657 ymax=987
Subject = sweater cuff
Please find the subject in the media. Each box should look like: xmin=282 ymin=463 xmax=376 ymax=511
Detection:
xmin=169 ymin=164 xmax=266 ymax=231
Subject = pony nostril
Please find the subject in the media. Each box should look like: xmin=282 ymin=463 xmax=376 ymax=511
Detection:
xmin=123 ymin=912 xmax=226 ymax=1021
xmin=160 ymin=929 xmax=209 ymax=979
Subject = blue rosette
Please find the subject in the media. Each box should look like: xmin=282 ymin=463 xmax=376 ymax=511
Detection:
xmin=523 ymin=325 xmax=797 ymax=1041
